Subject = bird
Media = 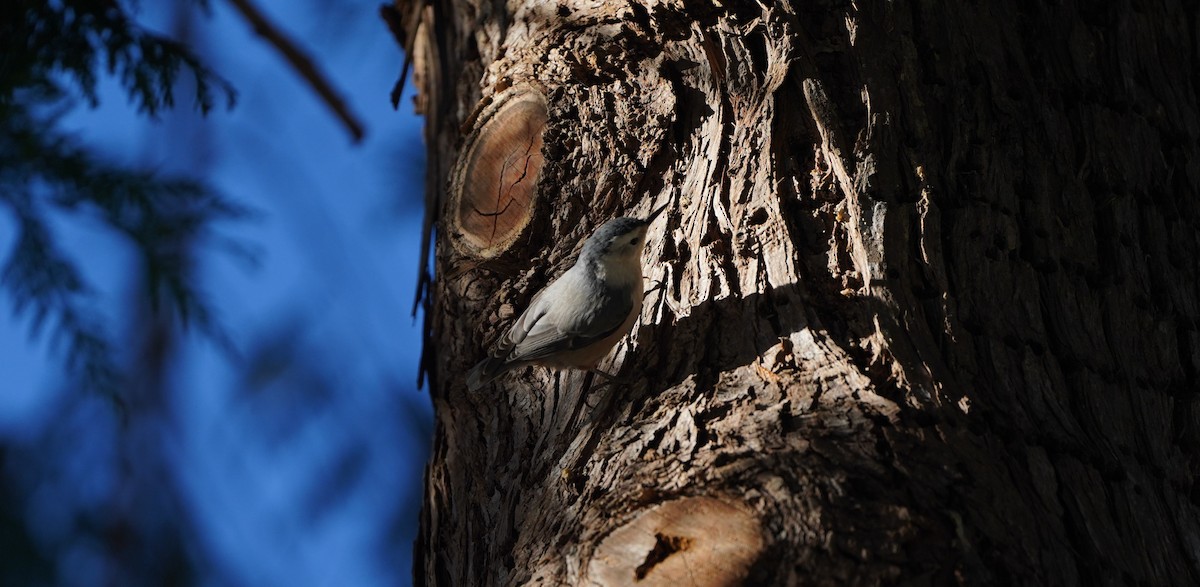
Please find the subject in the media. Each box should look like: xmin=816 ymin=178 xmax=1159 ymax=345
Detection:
xmin=466 ymin=215 xmax=656 ymax=391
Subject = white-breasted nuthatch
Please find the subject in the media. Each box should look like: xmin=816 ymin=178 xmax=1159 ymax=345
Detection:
xmin=466 ymin=215 xmax=656 ymax=391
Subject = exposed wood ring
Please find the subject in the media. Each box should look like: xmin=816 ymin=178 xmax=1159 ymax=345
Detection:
xmin=587 ymin=496 xmax=765 ymax=586
xmin=448 ymin=88 xmax=548 ymax=258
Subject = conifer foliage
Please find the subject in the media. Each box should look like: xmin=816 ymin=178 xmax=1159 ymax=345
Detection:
xmin=1 ymin=0 xmax=240 ymax=401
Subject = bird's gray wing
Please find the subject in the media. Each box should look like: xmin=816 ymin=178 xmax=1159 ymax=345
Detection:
xmin=506 ymin=285 xmax=633 ymax=363
xmin=468 ymin=288 xmax=553 ymax=391
xmin=493 ymin=285 xmax=552 ymax=355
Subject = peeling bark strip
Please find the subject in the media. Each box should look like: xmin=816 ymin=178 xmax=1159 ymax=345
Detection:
xmin=449 ymin=89 xmax=548 ymax=258
xmin=397 ymin=0 xmax=1200 ymax=585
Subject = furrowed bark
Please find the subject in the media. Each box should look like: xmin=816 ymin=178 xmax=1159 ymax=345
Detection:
xmin=395 ymin=1 xmax=1200 ymax=584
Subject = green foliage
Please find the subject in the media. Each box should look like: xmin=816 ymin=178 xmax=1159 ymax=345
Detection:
xmin=0 ymin=0 xmax=241 ymax=402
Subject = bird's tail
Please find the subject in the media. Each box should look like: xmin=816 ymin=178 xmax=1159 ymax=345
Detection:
xmin=466 ymin=357 xmax=509 ymax=391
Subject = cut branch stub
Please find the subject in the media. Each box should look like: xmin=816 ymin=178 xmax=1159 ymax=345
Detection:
xmin=587 ymin=497 xmax=765 ymax=586
xmin=449 ymin=90 xmax=547 ymax=258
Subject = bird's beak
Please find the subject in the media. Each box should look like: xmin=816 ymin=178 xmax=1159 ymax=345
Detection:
xmin=643 ymin=202 xmax=669 ymax=225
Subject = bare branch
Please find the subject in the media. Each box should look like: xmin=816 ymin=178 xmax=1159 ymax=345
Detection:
xmin=225 ymin=0 xmax=366 ymax=142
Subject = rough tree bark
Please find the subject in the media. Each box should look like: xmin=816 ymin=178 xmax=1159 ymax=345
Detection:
xmin=390 ymin=0 xmax=1200 ymax=584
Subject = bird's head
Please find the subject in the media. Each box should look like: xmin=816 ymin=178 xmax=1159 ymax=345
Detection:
xmin=581 ymin=217 xmax=651 ymax=267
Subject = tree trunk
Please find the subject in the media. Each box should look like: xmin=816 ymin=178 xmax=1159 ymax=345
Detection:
xmin=393 ymin=0 xmax=1200 ymax=584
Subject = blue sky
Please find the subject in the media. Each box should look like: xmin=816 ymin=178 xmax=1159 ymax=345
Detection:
xmin=0 ymin=1 xmax=432 ymax=585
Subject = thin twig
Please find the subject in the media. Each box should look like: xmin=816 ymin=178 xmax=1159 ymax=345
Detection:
xmin=225 ymin=0 xmax=366 ymax=142
xmin=380 ymin=2 xmax=420 ymax=110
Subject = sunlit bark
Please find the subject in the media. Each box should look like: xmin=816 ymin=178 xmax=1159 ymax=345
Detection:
xmin=394 ymin=1 xmax=1200 ymax=584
